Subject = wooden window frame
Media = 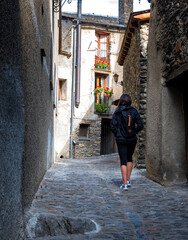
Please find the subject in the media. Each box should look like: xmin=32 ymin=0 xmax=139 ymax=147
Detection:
xmin=58 ymin=78 xmax=67 ymax=101
xmin=95 ymin=74 xmax=109 ymax=104
xmin=95 ymin=32 xmax=110 ymax=64
xmin=58 ymin=15 xmax=71 ymax=58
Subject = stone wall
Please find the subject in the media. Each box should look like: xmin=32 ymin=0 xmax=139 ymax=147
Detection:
xmin=146 ymin=0 xmax=188 ymax=184
xmin=123 ymin=28 xmax=140 ymax=109
xmin=73 ymin=119 xmax=101 ymax=158
xmin=21 ymin=0 xmax=54 ymax=209
xmin=154 ymin=0 xmax=188 ymax=78
xmin=0 ymin=1 xmax=54 ymax=239
xmin=0 ymin=2 xmax=25 ymax=239
xmin=123 ymin=22 xmax=149 ymax=167
xmin=123 ymin=27 xmax=140 ymax=166
xmin=138 ymin=23 xmax=149 ymax=166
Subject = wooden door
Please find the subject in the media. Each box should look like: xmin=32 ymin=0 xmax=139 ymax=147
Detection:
xmin=100 ymin=118 xmax=117 ymax=155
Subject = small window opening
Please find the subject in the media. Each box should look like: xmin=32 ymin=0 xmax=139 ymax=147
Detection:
xmin=41 ymin=5 xmax=44 ymax=15
xmin=79 ymin=124 xmax=89 ymax=138
xmin=41 ymin=48 xmax=46 ymax=63
xmin=58 ymin=79 xmax=67 ymax=101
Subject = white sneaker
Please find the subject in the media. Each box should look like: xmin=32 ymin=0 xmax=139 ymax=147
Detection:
xmin=127 ymin=180 xmax=131 ymax=187
xmin=120 ymin=184 xmax=128 ymax=191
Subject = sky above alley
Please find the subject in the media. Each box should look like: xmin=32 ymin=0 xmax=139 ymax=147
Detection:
xmin=62 ymin=0 xmax=150 ymax=17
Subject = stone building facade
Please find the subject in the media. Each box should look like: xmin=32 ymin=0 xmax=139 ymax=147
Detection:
xmin=0 ymin=1 xmax=54 ymax=239
xmin=54 ymin=13 xmax=127 ymax=159
xmin=53 ymin=0 xmax=133 ymax=159
xmin=146 ymin=0 xmax=188 ymax=184
xmin=118 ymin=10 xmax=150 ymax=167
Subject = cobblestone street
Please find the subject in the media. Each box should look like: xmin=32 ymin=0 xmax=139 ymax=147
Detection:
xmin=26 ymin=154 xmax=188 ymax=240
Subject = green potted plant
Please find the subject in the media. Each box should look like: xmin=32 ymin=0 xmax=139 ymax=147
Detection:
xmin=94 ymin=60 xmax=102 ymax=68
xmin=102 ymin=61 xmax=109 ymax=69
xmin=94 ymin=86 xmax=103 ymax=95
xmin=95 ymin=103 xmax=110 ymax=113
xmin=104 ymin=87 xmax=113 ymax=97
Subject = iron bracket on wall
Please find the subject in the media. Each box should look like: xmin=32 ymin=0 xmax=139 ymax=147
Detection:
xmin=53 ymin=0 xmax=72 ymax=13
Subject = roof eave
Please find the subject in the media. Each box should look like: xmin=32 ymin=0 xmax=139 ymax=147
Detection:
xmin=117 ymin=10 xmax=150 ymax=66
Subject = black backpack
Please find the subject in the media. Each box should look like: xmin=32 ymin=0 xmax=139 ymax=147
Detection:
xmin=120 ymin=111 xmax=136 ymax=138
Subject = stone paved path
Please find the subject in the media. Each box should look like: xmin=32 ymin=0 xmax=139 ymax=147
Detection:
xmin=26 ymin=154 xmax=188 ymax=240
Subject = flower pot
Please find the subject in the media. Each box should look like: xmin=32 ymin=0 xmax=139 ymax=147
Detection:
xmin=107 ymin=93 xmax=111 ymax=97
xmin=97 ymin=92 xmax=101 ymax=96
xmin=103 ymin=67 xmax=106 ymax=70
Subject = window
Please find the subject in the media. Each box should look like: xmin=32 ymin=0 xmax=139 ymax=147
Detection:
xmin=95 ymin=32 xmax=110 ymax=63
xmin=95 ymin=74 xmax=109 ymax=104
xmin=58 ymin=79 xmax=67 ymax=101
xmin=79 ymin=124 xmax=89 ymax=138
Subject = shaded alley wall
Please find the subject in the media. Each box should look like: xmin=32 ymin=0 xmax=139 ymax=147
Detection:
xmin=146 ymin=0 xmax=188 ymax=184
xmin=0 ymin=0 xmax=54 ymax=239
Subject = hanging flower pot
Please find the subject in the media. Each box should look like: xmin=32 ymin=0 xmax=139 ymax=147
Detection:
xmin=94 ymin=86 xmax=103 ymax=95
xmin=104 ymin=87 xmax=113 ymax=97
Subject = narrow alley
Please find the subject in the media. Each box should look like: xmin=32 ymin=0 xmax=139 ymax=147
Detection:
xmin=26 ymin=154 xmax=188 ymax=240
xmin=1 ymin=1 xmax=188 ymax=239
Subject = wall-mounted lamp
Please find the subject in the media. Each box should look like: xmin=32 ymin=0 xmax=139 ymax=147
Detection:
xmin=113 ymin=73 xmax=119 ymax=83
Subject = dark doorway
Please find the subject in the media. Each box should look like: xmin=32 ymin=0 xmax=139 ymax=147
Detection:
xmin=182 ymin=72 xmax=188 ymax=180
xmin=100 ymin=118 xmax=117 ymax=155
xmin=168 ymin=69 xmax=188 ymax=180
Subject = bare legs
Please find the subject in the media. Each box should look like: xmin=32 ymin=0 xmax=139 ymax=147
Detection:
xmin=117 ymin=141 xmax=136 ymax=186
xmin=121 ymin=162 xmax=133 ymax=184
xmin=121 ymin=165 xmax=127 ymax=184
xmin=127 ymin=162 xmax=133 ymax=181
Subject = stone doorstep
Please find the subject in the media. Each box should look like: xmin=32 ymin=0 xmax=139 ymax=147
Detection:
xmin=136 ymin=163 xmax=146 ymax=169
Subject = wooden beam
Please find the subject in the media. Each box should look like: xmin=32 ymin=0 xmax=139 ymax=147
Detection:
xmin=122 ymin=51 xmax=127 ymax=56
xmin=133 ymin=12 xmax=150 ymax=21
xmin=130 ymin=22 xmax=138 ymax=28
xmin=124 ymin=43 xmax=130 ymax=48
xmin=126 ymin=38 xmax=131 ymax=43
xmin=91 ymin=69 xmax=114 ymax=75
xmin=121 ymin=51 xmax=127 ymax=56
xmin=129 ymin=28 xmax=135 ymax=33
xmin=59 ymin=51 xmax=71 ymax=58
xmin=123 ymin=47 xmax=129 ymax=51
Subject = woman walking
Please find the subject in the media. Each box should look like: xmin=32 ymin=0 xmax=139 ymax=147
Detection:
xmin=110 ymin=94 xmax=143 ymax=191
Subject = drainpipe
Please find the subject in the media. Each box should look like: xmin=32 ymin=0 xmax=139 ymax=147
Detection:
xmin=75 ymin=0 xmax=82 ymax=108
xmin=70 ymin=21 xmax=79 ymax=159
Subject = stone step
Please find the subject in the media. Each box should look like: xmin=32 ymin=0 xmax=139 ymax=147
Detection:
xmin=137 ymin=163 xmax=146 ymax=169
xmin=138 ymin=159 xmax=145 ymax=164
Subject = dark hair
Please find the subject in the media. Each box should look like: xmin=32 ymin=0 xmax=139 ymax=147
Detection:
xmin=118 ymin=94 xmax=132 ymax=107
